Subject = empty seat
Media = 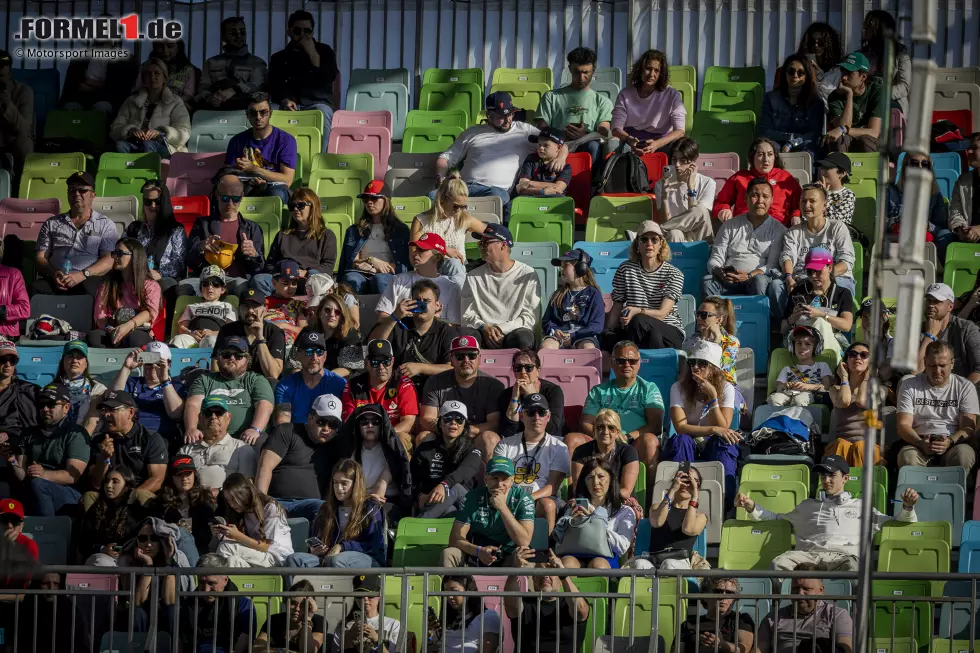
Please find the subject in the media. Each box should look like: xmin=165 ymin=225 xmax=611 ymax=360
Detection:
xmin=731 ymin=295 xmax=771 ymax=374
xmin=491 ymin=67 xmax=553 ymax=87
xmin=585 ymin=195 xmax=654 ymax=242
xmin=668 ymin=240 xmax=711 ymax=301
xmin=897 ymin=466 xmax=967 ymax=489
xmin=872 ymin=580 xmax=936 ymax=643
xmin=690 ymin=110 xmax=756 ymax=156
xmin=24 ymin=515 xmax=71 ymax=564
xmin=700 ymin=82 xmax=764 ymax=116
xmin=191 ymin=109 xmax=248 ymax=130
xmin=24 ymin=151 xmax=87 ymax=173
xmin=934 ymin=83 xmax=980 ymax=131
xmin=0 ymin=197 xmax=59 ymax=216
xmin=98 ymin=152 xmax=161 ymax=175
xmin=418 ymin=82 xmax=484 ymax=126
xmin=328 ymin=125 xmax=391 ymax=180
xmin=331 ymin=109 xmax=393 ymax=137
xmin=401 ymin=125 xmax=462 ymax=153
xmin=508 ymin=207 xmax=574 ymax=252
xmin=227 ymin=575 xmax=282 ymax=635
xmin=385 ymin=152 xmax=441 ymax=197
xmin=537 ymin=347 xmax=603 ymax=379
xmin=895 ymin=482 xmax=965 ymax=543
xmin=718 ymin=519 xmax=793 ymax=570
xmin=390 ymin=196 xmax=432 ymax=225
xmin=565 ymin=151 xmax=594 ymax=220
xmin=612 ymin=577 xmax=684 ymax=653
xmin=698 ymin=151 xmax=741 ymax=172
xmin=189 ymin=119 xmax=242 ymax=153
xmin=393 ymin=517 xmax=455 ymax=566
xmin=345 ymin=83 xmax=409 ymax=139
xmin=1 ymin=214 xmax=48 ymax=242
xmin=423 ymin=67 xmax=485 ymax=91
xmin=269 ymin=108 xmax=325 ymax=133
xmin=42 ymin=110 xmax=107 ymax=147
xmin=538 ymin=365 xmax=599 ymax=430
xmin=870 ymin=259 xmax=935 ymax=299
xmin=166 ymin=152 xmax=225 ymax=197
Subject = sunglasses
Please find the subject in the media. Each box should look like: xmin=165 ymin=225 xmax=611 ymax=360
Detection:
xmin=220 ymin=195 xmax=243 ymax=204
xmin=512 ymin=364 xmax=536 ymax=373
xmin=441 ymin=415 xmax=466 ymax=425
xmin=312 ymin=417 xmax=341 ymax=429
xmin=292 ymin=27 xmax=314 ymax=35
xmin=454 ymin=353 xmax=478 ymax=362
xmin=613 ymin=357 xmax=640 ymax=366
xmin=847 ymin=350 xmax=870 ymax=360
xmin=689 ymin=359 xmax=711 ymax=368
xmin=369 ymin=357 xmax=393 ymax=368
xmin=525 ymin=408 xmax=549 ymax=418
xmin=806 ymin=267 xmax=827 ymax=275
xmin=246 ymin=108 xmax=270 ymax=117
xmin=202 ymin=280 xmax=225 ymax=289
xmin=111 ymin=249 xmax=132 ymax=258
xmin=639 ymin=235 xmax=661 ymax=244
xmin=360 ymin=417 xmax=381 ymax=427
xmin=67 ymin=187 xmax=93 ymax=196
xmin=143 ymin=197 xmax=161 ymax=207
xmin=695 ymin=311 xmax=718 ymax=320
xmin=203 ymin=409 xmax=227 ymax=418
xmin=711 ymin=589 xmax=739 ymax=596
xmin=219 ymin=352 xmax=247 ymax=361
xmin=787 ymin=68 xmax=807 ymax=78
xmin=288 ymin=201 xmax=311 ymax=211
xmin=137 ymin=534 xmax=162 ymax=543
xmin=906 ymin=159 xmax=932 ymax=169
xmin=0 ymin=356 xmax=17 ymax=366
xmin=452 ymin=203 xmax=468 ymax=211
xmin=320 ymin=307 xmax=343 ymax=318
xmin=303 ymin=348 xmax=326 ymax=358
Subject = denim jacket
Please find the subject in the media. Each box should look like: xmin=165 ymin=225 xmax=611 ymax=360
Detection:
xmin=338 ymin=220 xmax=412 ymax=275
xmin=759 ymin=90 xmax=825 ymax=151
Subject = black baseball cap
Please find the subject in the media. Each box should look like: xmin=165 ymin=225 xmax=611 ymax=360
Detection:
xmin=816 ymin=152 xmax=852 ymax=174
xmin=216 ymin=335 xmax=249 ymax=353
xmin=67 ymin=171 xmax=95 ymax=188
xmin=812 ymin=455 xmax=849 ymax=476
xmin=98 ymin=391 xmax=136 ymax=410
xmin=294 ymin=331 xmax=326 ymax=350
xmin=485 ymin=91 xmax=517 ymax=116
xmin=241 ymin=288 xmax=267 ymax=305
xmin=353 ymin=574 xmax=380 ymax=593
xmin=522 ymin=393 xmax=550 ymax=412
xmin=530 ymin=126 xmax=565 ymax=147
xmin=366 ymin=339 xmax=393 ymax=360
xmin=39 ymin=383 xmax=71 ymax=404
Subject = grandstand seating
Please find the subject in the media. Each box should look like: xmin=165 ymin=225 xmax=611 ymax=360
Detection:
xmin=344 ymin=83 xmax=409 ymax=140
xmin=718 ymin=519 xmax=793 ymax=570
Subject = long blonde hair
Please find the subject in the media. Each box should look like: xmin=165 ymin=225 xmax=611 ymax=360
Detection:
xmin=286 ymin=188 xmax=326 ymax=240
xmin=419 ymin=172 xmax=472 ymax=231
xmin=317 ymin=459 xmax=369 ymax=544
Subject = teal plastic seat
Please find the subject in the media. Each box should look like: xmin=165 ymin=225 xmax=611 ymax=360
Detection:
xmin=349 ymin=67 xmax=410 ymax=90
xmin=345 ymin=82 xmax=409 ymax=139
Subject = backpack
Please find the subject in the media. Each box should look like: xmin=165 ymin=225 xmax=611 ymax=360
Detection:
xmin=593 ymin=143 xmax=651 ymax=194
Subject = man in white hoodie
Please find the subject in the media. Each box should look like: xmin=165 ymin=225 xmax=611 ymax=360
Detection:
xmin=733 ymin=455 xmax=919 ymax=571
xmin=461 ymin=224 xmax=541 ymax=350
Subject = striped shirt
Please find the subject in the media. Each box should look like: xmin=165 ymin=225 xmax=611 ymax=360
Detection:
xmin=36 ymin=210 xmax=118 ymax=273
xmin=611 ymin=260 xmax=684 ymax=331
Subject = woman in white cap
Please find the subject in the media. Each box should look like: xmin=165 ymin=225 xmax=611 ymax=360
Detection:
xmin=661 ymin=339 xmax=741 ymax=494
xmin=605 ymin=220 xmax=685 ymax=350
xmin=411 ymin=401 xmax=484 ymax=518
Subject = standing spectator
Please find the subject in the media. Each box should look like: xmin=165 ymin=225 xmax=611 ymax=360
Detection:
xmin=60 ymin=46 xmax=138 ymax=115
xmin=888 ymin=153 xmax=948 ymax=254
xmin=225 ymin=92 xmax=297 ymax=206
xmin=306 ymin=291 xmax=363 ymax=378
xmin=897 ymin=341 xmax=979 ymax=472
xmin=196 ymin=17 xmax=268 ymax=111
xmin=684 ymin=297 xmax=740 ymax=385
xmin=826 ymin=342 xmax=881 ymax=466
xmin=181 ymin=173 xmax=265 ymax=297
xmin=759 ymin=54 xmax=825 ymax=155
xmin=0 ymin=239 xmax=29 ymax=339
xmin=170 ymin=266 xmax=236 ymax=349
xmin=825 ymin=52 xmax=883 ymax=153
xmin=34 ymin=172 xmax=118 ymax=296
xmin=0 ymin=342 xmax=39 ymax=443
xmin=145 ymin=39 xmax=199 ymax=104
xmin=948 ymin=134 xmax=980 ymax=249
xmin=411 ymin=174 xmax=488 ymax=283
xmin=496 ymin=349 xmax=566 ymax=439
xmin=412 ymin=401 xmax=484 ymax=518
xmin=88 ymin=238 xmax=161 ymax=349
xmin=704 ymin=178 xmax=789 ymax=322
xmin=676 ymin=577 xmax=756 ymax=653
xmin=780 ymin=184 xmax=857 ymax=296
xmin=268 ymin=9 xmax=340 ymax=151
xmin=216 ymin=291 xmax=287 ymax=380
xmin=782 ymin=248 xmax=855 ymax=359
xmin=461 ymin=225 xmax=541 ymax=350
xmin=605 ymin=221 xmax=685 ymax=349
xmin=860 ymin=9 xmax=912 ymax=116
xmin=514 ymin=127 xmax=573 ymax=197
xmin=611 ymin=49 xmax=686 ymax=154
xmin=570 ymin=409 xmax=640 ymax=500
xmin=796 ymin=23 xmax=845 ymax=105
xmin=917 ymin=283 xmax=980 ymax=384
xmin=816 ymin=153 xmax=857 ymax=225
xmin=184 ymin=335 xmax=274 ymax=442
xmin=338 ymin=181 xmax=411 ymax=295
xmin=541 ymin=249 xmax=604 ymax=350
xmin=713 ymin=138 xmax=803 ymax=226
xmin=178 ymin=553 xmax=258 ymax=653
xmin=110 ymin=57 xmax=191 ymax=156
xmin=88 ymin=391 xmax=168 ymax=499
xmin=274 ymin=331 xmax=347 ymax=425
xmin=126 ymin=180 xmax=188 ymax=294
xmin=757 ymin=566 xmax=854 ymax=653
xmin=178 ymin=395 xmax=257 ymax=490
xmin=340 ymin=339 xmax=417 ymax=451
xmin=110 ymin=343 xmax=186 ymax=452
xmin=537 ymin=46 xmax=613 ymax=171
xmin=54 ymin=341 xmax=108 ymax=427
xmin=0 ymin=50 xmax=34 ymax=169
xmin=373 ymin=232 xmax=462 ymax=325
xmin=655 ymin=137 xmax=716 ymax=243
xmin=214 ymin=473 xmax=293 ymax=567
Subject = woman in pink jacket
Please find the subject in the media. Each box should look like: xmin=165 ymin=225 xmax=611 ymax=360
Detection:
xmin=0 ymin=240 xmax=31 ymax=338
xmin=88 ymin=238 xmax=161 ymax=349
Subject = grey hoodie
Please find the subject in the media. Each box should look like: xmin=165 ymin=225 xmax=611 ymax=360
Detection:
xmin=123 ymin=517 xmax=194 ymax=592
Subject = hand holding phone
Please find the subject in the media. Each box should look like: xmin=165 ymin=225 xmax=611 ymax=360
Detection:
xmin=136 ymin=351 xmax=161 ymax=365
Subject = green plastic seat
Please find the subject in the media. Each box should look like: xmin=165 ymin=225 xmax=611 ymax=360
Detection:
xmin=418 ymin=82 xmax=484 ymax=126
xmin=489 ymin=82 xmax=551 ymax=113
xmin=881 ymin=520 xmax=953 ymax=549
xmin=585 ymin=195 xmax=654 ymax=242
xmin=718 ymin=519 xmax=793 ymax=570
xmin=735 ymin=480 xmax=809 ymax=519
xmin=567 ymin=577 xmax=608 ymax=653
xmin=613 ymin=577 xmax=684 ymax=653
xmin=311 ymin=152 xmax=374 ymax=178
xmin=700 ymin=82 xmax=764 ymax=116
xmin=405 ymin=109 xmax=469 ymax=131
xmin=872 ymin=580 xmax=937 ymax=644
xmin=402 ymin=126 xmax=462 ymax=153
xmin=422 ymin=67 xmax=485 ymax=92
xmin=310 ymin=168 xmax=373 ymax=203
xmin=766 ymin=347 xmax=840 ymax=395
xmin=392 ymin=517 xmax=455 ymax=566
xmin=98 ymin=152 xmax=162 ymax=176
xmin=847 ymin=178 xmax=878 ymax=243
xmin=740 ymin=463 xmax=810 ymax=487
xmin=275 ymin=124 xmax=321 ymax=184
xmin=853 ymin=241 xmax=865 ymax=304
xmin=43 ymin=109 xmax=107 ymax=147
xmin=383 ymin=574 xmax=441 ymax=652
xmin=871 ymin=639 xmax=918 ymax=653
xmin=19 ymin=169 xmax=76 ymax=213
xmin=704 ymin=65 xmax=767 ymax=87
xmin=391 ymin=196 xmax=432 ymax=226
xmin=671 ymin=81 xmax=696 ymax=130
xmin=690 ymin=110 xmax=757 ymax=156
xmin=23 ymin=152 xmax=86 ymax=173
xmin=322 ymin=214 xmax=354 ymax=271
xmin=491 ymin=67 xmax=553 ymax=87
xmin=930 ymin=639 xmax=972 ymax=653
xmin=238 ymin=197 xmax=283 ymax=256
xmin=847 ymin=153 xmax=883 ymax=181
xmin=878 ymin=537 xmax=951 ymax=573
xmin=227 ymin=575 xmax=282 ymax=634
xmin=632 ymin=462 xmax=646 ymax=508
xmin=945 ymin=258 xmax=980 ymax=297
xmin=669 ymin=65 xmax=698 ymax=86
xmin=96 ymin=168 xmax=159 ymax=213
xmin=509 ymin=197 xmax=575 ymax=251
xmin=945 ymin=242 xmax=980 ymax=263
xmin=268 ymin=108 xmax=324 ymax=133
xmin=845 ymin=466 xmax=889 ymax=514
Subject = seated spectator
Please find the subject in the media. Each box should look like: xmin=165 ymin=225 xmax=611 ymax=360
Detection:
xmin=494 ymin=393 xmax=570 ymax=533
xmin=111 ymin=344 xmax=186 ymax=452
xmin=432 ymin=576 xmax=501 ymax=652
xmin=497 ymin=349 xmax=566 ymax=439
xmin=419 ymin=335 xmax=504 ymax=457
xmin=0 ymin=49 xmax=34 ymax=169
xmin=735 ymin=455 xmax=918 ymax=570
xmin=433 ymin=92 xmax=562 ymax=220
xmin=181 ymin=173 xmax=265 ymax=297
xmin=441 ymin=456 xmax=535 ymax=567
xmin=956 ymin=269 xmax=980 ymax=327
xmin=268 ymin=10 xmax=340 ymax=152
xmin=340 ymin=339 xmax=417 ymax=452
xmin=59 ymin=47 xmax=138 ymax=115
xmin=338 ymin=182 xmax=409 ymax=288
xmin=275 ymin=330 xmax=347 ymax=425
xmin=252 ymin=188 xmax=337 ymax=297
xmin=34 ymin=172 xmax=117 ymax=297
xmin=505 ymin=549 xmax=591 ymax=653
xmin=216 ymin=292 xmax=287 ymax=380
xmin=178 ymin=395 xmax=256 ymax=490
xmin=256 ymin=261 xmax=309 ymax=348
xmin=515 ymin=127 xmax=573 ymax=197
xmin=781 ymin=185 xmax=857 ymax=296
xmin=126 ymin=181 xmax=188 ymax=295
xmin=329 ymin=574 xmax=400 ymax=653
xmin=757 ymin=565 xmax=854 ymax=653
xmin=827 ymin=342 xmax=881 ymax=465
xmin=701 ymin=177 xmax=787 ymax=321
xmin=214 ymin=472 xmax=293 ymax=567
xmin=713 ymin=138 xmax=803 ymax=226
xmin=644 ymin=465 xmax=708 ymax=570
xmin=662 ymin=340 xmax=740 ymax=493
xmin=55 ymin=340 xmax=108 ymax=426
xmin=655 ymin=137 xmax=716 ymax=243
xmin=225 ymin=92 xmax=296 ymax=205
xmin=336 ymin=404 xmax=411 ymax=510
xmin=949 ymin=134 xmax=980 ymax=250
xmin=110 ymin=57 xmax=191 ymax=156
xmin=10 ymin=572 xmax=92 ymax=653
xmin=796 ymin=22 xmax=845 ymax=105
xmin=769 ymin=326 xmax=833 ymax=407
xmin=374 ymin=279 xmax=455 ymax=393
xmin=554 ymin=457 xmax=636 ymax=568
xmin=306 ymin=290 xmax=363 ymax=378
xmin=824 ymin=52 xmax=883 ymax=153
xmin=888 ymin=153 xmax=949 ymax=255
xmin=541 ymin=249 xmax=604 ymax=350
xmin=897 ymin=340 xmax=979 ymax=471
xmin=145 ymin=39 xmax=200 ymax=104
xmin=252 ymin=581 xmax=325 ymax=653
xmin=571 ymin=409 xmax=640 ymax=501
xmin=178 ymin=553 xmax=258 ymax=653
xmin=611 ymin=49 xmax=685 ymax=154
xmin=196 ymin=17 xmax=268 ymax=111
xmin=88 ymin=238 xmax=161 ymax=349
xmin=374 ymin=232 xmax=462 ymax=325
xmin=860 ymin=299 xmax=895 ymax=383
xmin=78 ymin=464 xmax=146 ymax=563
xmin=676 ymin=577 xmax=755 ymax=653
xmin=411 ymin=173 xmax=488 ymax=283
xmin=461 ymin=225 xmax=541 ymax=350
xmin=580 ymin=340 xmax=663 ymax=480
xmin=816 ymin=152 xmax=856 ymax=225
xmin=0 ymin=241 xmax=28 ymax=341
xmin=782 ymin=247 xmax=854 ymax=358
xmin=684 ymin=297 xmax=740 ymax=386
xmin=0 ymin=500 xmax=37 ymax=569
xmin=10 ymin=383 xmax=89 ymax=517
xmin=145 ymin=456 xmax=216 ymax=562
xmin=285 ymin=458 xmax=385 ymax=569
xmin=412 ymin=401 xmax=484 ymax=518
xmin=920 ymin=283 xmax=980 ymax=384
xmin=537 ymin=46 xmax=612 ymax=171
xmin=605 ymin=221 xmax=685 ymax=349
xmin=170 ymin=266 xmax=236 ymax=349
xmin=860 ymin=9 xmax=912 ymax=116
xmin=255 ymin=394 xmax=341 ymax=522
xmin=759 ymin=54 xmax=825 ymax=155
xmin=88 ymin=391 xmax=167 ymax=502
xmin=184 ymin=335 xmax=274 ymax=443
xmin=0 ymin=341 xmax=39 ymax=442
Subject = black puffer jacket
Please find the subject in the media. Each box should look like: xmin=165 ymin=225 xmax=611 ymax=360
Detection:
xmin=336 ymin=403 xmax=412 ymax=510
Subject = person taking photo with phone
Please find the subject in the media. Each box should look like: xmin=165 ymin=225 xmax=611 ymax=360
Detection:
xmin=655 ymin=137 xmax=716 ymax=243
xmin=111 ymin=342 xmax=186 ymax=452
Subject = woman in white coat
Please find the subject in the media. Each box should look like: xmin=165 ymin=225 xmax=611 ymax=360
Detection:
xmin=110 ymin=57 xmax=191 ymax=157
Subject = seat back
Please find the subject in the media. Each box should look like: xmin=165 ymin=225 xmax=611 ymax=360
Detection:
xmin=640 ymin=152 xmax=670 ymax=186
xmin=385 ymin=152 xmax=441 ymax=197
xmin=585 ymin=195 xmax=654 ymax=242
xmin=538 ymin=365 xmax=599 ymax=430
xmin=190 ymin=120 xmax=243 ymax=153
xmin=652 ymin=478 xmax=723 ymax=544
xmin=537 ymin=348 xmax=602 ymax=379
xmin=66 ymin=572 xmax=119 ymax=592
xmin=422 ymin=67 xmax=485 ymax=91
xmin=871 ymin=580 xmax=935 ymax=642
xmin=897 ymin=466 xmax=967 ymax=489
xmin=17 ymin=365 xmax=56 ymax=387
xmin=95 ymin=168 xmax=158 ymax=214
xmin=292 ymin=575 xmax=353 ymax=631
xmin=87 ymin=349 xmax=130 ymax=378
xmin=418 ymin=82 xmax=484 ymax=126
xmin=934 ymin=83 xmax=980 ymax=130
xmin=171 ymin=195 xmax=211 ymax=234
xmin=878 ymin=538 xmax=950 ymax=573
xmin=191 ymin=109 xmax=248 ymax=130
xmin=0 ymin=197 xmax=60 ymax=215
xmin=700 ymin=82 xmax=764 ymax=116
xmin=94 ymin=195 xmax=140 ymax=219
xmin=98 ymin=152 xmax=162 ymax=175
xmin=31 ymin=293 xmax=94 ymax=331
xmin=871 ymin=259 xmax=936 ymax=299
xmin=24 ymin=152 xmax=87 ymax=173
xmin=508 ymin=212 xmax=573 ymax=253
xmin=345 ymin=83 xmax=409 ymax=139
xmin=287 ymin=517 xmax=311 ymax=553
xmin=270 ymin=108 xmax=326 ymax=133
xmin=227 ymin=575 xmax=282 ymax=635
xmin=668 ymin=241 xmax=711 ymax=301
xmin=939 ymin=581 xmax=979 ymax=640
xmin=405 ymin=109 xmax=469 ymax=131
xmin=0 ymin=214 xmax=47 ymax=241
xmin=671 ymin=81 xmax=696 ymax=130
xmin=612 ymin=577 xmax=684 ymax=653
xmin=402 ymin=125 xmax=462 ymax=154
xmin=165 ymin=152 xmax=225 ymax=197
xmin=704 ymin=65 xmax=767 ymax=86
xmin=350 ymin=67 xmax=411 ymax=89
xmin=489 ymin=82 xmax=551 ymax=112
xmin=731 ymin=295 xmax=770 ymax=374
xmin=718 ymin=519 xmax=793 ymax=570
xmin=697 ymin=152 xmax=740 ymax=172
xmin=20 ymin=169 xmax=77 ymax=213
xmin=390 ymin=196 xmax=431 ymax=226
xmin=690 ymin=110 xmax=756 ymax=155
xmin=565 ymin=151 xmax=594 ymax=220
xmin=780 ymin=151 xmax=813 ymax=173
xmin=24 ymin=516 xmax=72 ymax=564
xmin=491 ymin=67 xmax=553 ymax=87
xmin=896 ymin=482 xmax=965 ymax=543
xmin=740 ymin=463 xmax=810 ymax=486
xmin=43 ymin=110 xmax=107 ymax=147
xmin=734 ymin=480 xmax=809 ymax=519
xmin=392 ymin=517 xmax=455 ymax=566
xmin=383 ymin=574 xmax=441 ymax=652
xmin=960 ymin=519 xmax=980 ymax=546
xmin=328 ymin=125 xmax=392 ymax=179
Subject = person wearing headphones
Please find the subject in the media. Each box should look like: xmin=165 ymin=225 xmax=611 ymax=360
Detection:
xmin=541 ymin=249 xmax=605 ymax=350
xmin=768 ymin=325 xmax=834 ymax=407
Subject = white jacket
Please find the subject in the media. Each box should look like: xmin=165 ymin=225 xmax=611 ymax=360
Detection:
xmin=748 ymin=491 xmax=915 ymax=556
xmin=461 ymin=259 xmax=541 ymax=333
xmin=109 ymin=86 xmax=191 ymax=154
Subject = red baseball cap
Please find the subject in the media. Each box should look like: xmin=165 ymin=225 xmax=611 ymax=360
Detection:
xmin=451 ymin=335 xmax=480 ymax=353
xmin=411 ymin=232 xmax=447 ymax=255
xmin=0 ymin=498 xmax=24 ymax=520
xmin=357 ymin=180 xmax=387 ymax=199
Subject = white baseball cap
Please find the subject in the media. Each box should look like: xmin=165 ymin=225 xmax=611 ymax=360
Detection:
xmin=144 ymin=341 xmax=172 ymax=361
xmin=685 ymin=339 xmax=723 ymax=370
xmin=311 ymin=394 xmax=342 ymax=420
xmin=439 ymin=400 xmax=468 ymax=419
xmin=926 ymin=283 xmax=955 ymax=303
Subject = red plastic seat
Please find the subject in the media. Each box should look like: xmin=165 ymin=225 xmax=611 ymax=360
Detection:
xmin=171 ymin=196 xmax=210 ymax=235
xmin=566 ymin=151 xmax=593 ymax=224
xmin=933 ymin=109 xmax=974 ymax=137
xmin=641 ymin=152 xmax=669 ymax=186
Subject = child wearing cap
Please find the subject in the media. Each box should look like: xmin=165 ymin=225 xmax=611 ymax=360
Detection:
xmin=515 ymin=127 xmax=572 ymax=197
xmin=263 ymin=260 xmax=310 ymax=347
xmin=769 ymin=326 xmax=833 ymax=407
xmin=816 ymin=153 xmax=855 ymax=225
xmin=171 ymin=265 xmax=237 ymax=349
xmin=373 ymin=232 xmax=462 ymax=325
xmin=541 ymin=249 xmax=604 ymax=349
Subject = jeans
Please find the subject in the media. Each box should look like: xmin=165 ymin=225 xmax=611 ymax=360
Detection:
xmin=428 ymin=181 xmax=512 ymax=223
xmin=662 ymin=433 xmax=741 ymax=501
xmin=340 ymin=271 xmax=394 ymax=295
xmin=934 ymin=228 xmax=956 ymax=263
xmin=116 ymin=138 xmax=171 ymax=157
xmin=28 ymin=477 xmax=81 ymax=517
xmin=246 ymin=181 xmax=291 ymax=206
xmin=250 ymin=273 xmax=276 ymax=298
xmin=326 ymin=551 xmax=379 ymax=568
xmin=702 ymin=273 xmax=787 ymax=323
xmin=275 ymin=497 xmax=325 ymax=523
xmin=63 ymin=100 xmax=113 ymax=115
xmin=285 ymin=552 xmax=321 ymax=568
xmin=835 ymin=276 xmax=856 ymax=298
xmin=576 ymin=138 xmax=603 ymax=179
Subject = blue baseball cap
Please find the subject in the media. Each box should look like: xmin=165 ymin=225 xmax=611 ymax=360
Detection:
xmin=476 ymin=223 xmax=514 ymax=247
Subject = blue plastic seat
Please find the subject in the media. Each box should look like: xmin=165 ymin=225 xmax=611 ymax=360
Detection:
xmin=12 ymin=68 xmax=60 ymax=136
xmin=572 ymin=241 xmax=631 ymax=260
xmin=895 ymin=482 xmax=965 ymax=544
xmin=897 ymin=466 xmax=967 ymax=489
xmin=730 ymin=295 xmax=771 ymax=374
xmin=668 ymin=241 xmax=711 ymax=301
xmin=345 ymin=82 xmax=409 ymax=139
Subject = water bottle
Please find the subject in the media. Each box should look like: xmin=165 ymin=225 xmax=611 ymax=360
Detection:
xmin=61 ymin=256 xmax=72 ymax=276
xmin=148 ymin=255 xmax=156 ymax=271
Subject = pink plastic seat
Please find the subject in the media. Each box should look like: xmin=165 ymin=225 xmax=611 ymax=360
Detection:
xmin=0 ymin=213 xmax=50 ymax=241
xmin=328 ymin=125 xmax=392 ymax=180
xmin=66 ymin=572 xmax=119 ymax=591
xmin=479 ymin=363 xmax=516 ymax=388
xmin=537 ymin=349 xmax=603 ymax=381
xmin=480 ymin=349 xmax=519 ymax=367
xmin=473 ymin=575 xmax=526 ymax=653
xmin=166 ymin=152 xmax=225 ymax=197
xmin=332 ymin=110 xmax=394 ymax=135
xmin=700 ymin=167 xmax=737 ymax=187
xmin=698 ymin=152 xmax=740 ymax=173
xmin=539 ymin=365 xmax=600 ymax=430
xmin=0 ymin=197 xmax=61 ymax=215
